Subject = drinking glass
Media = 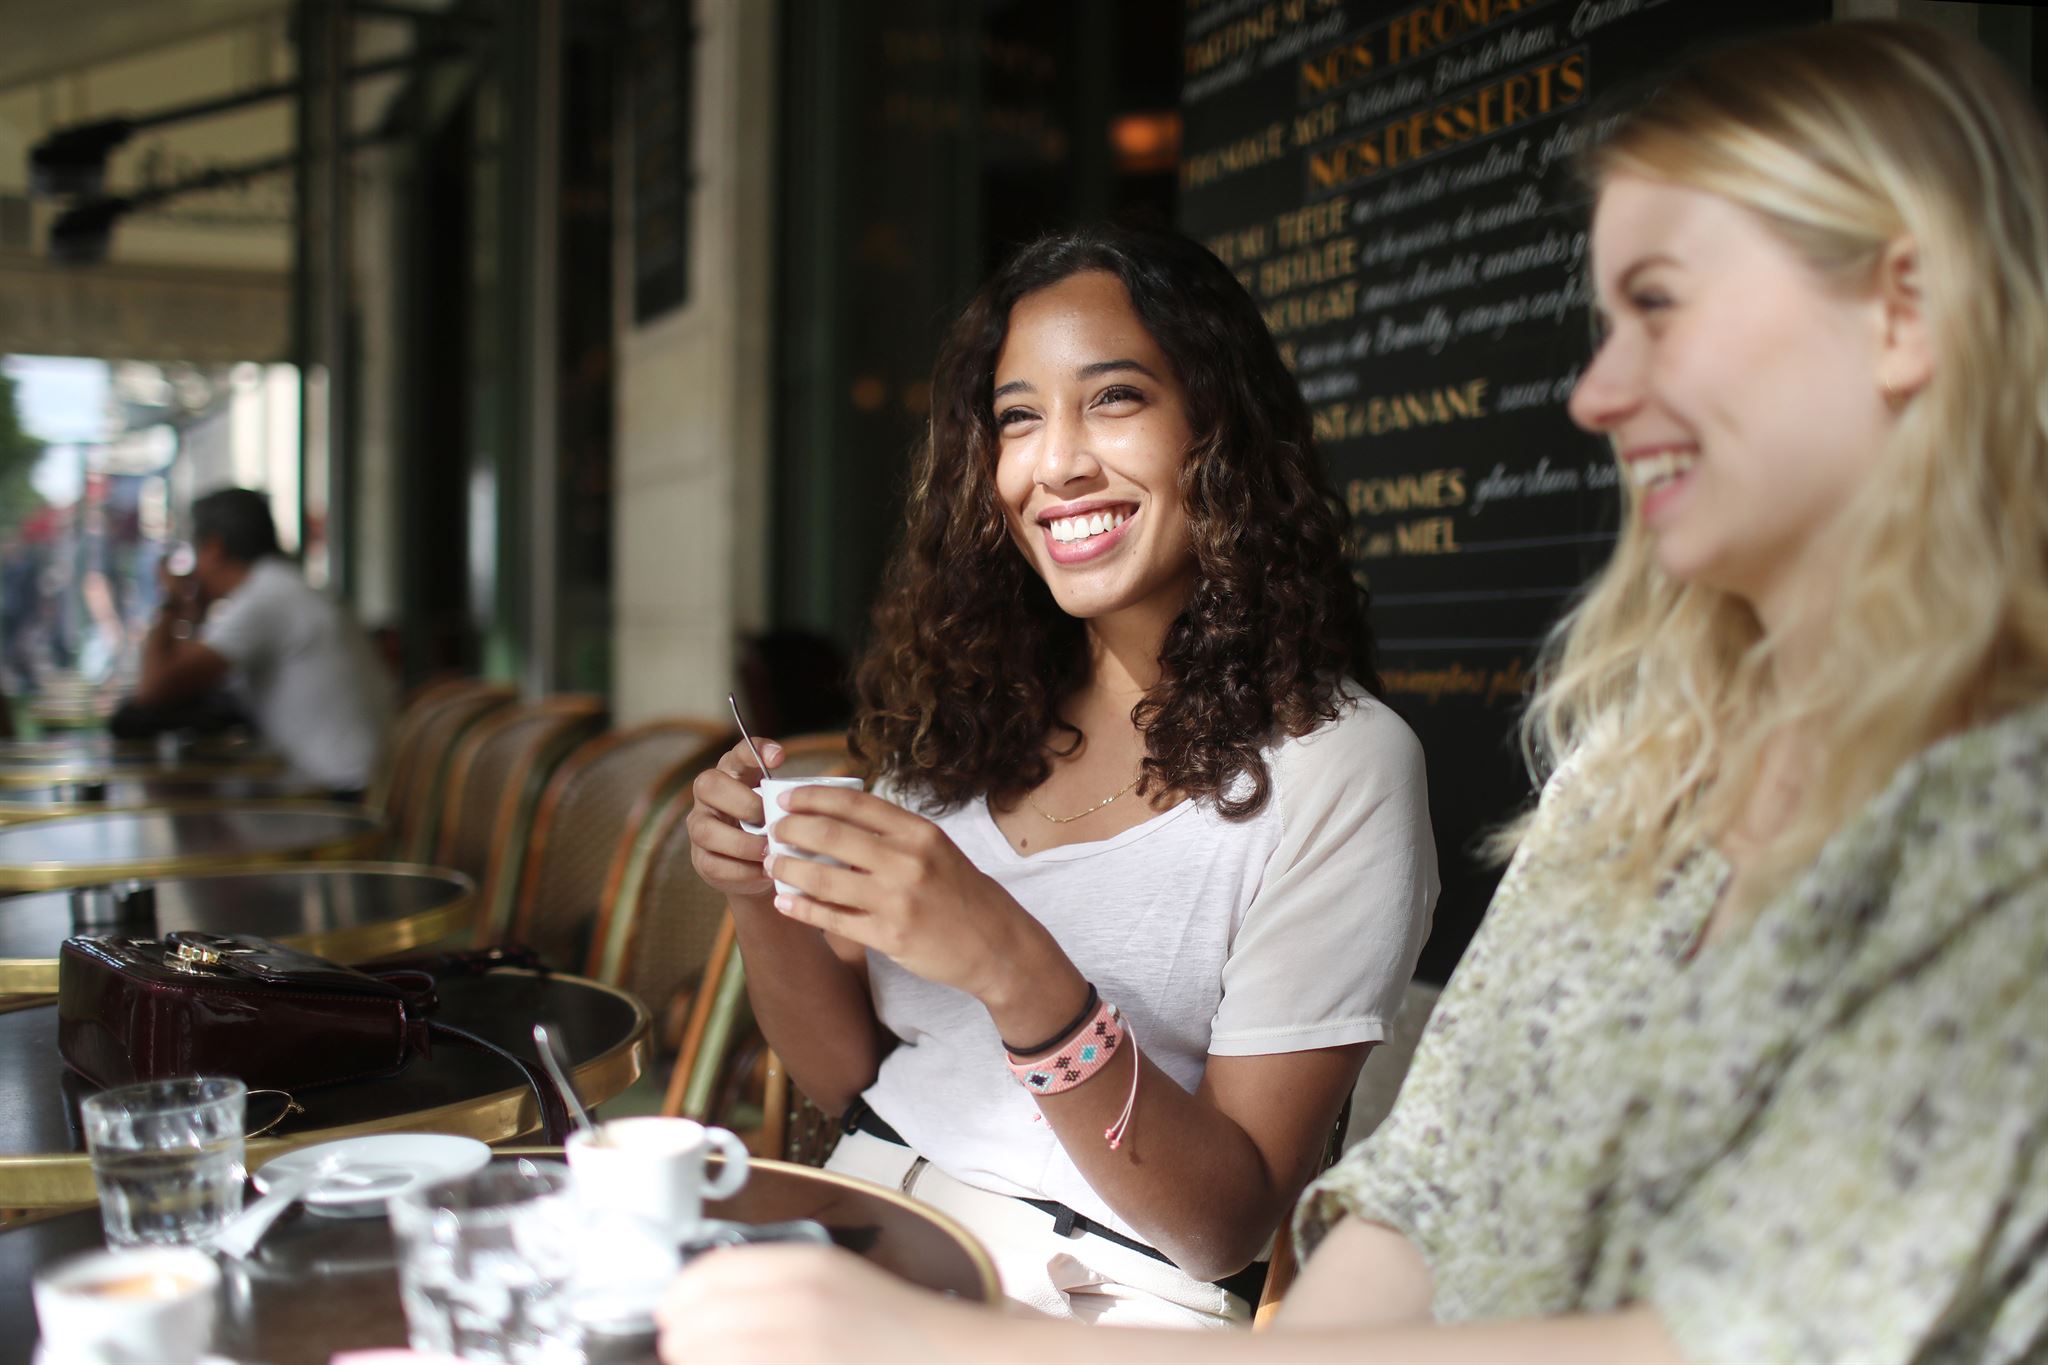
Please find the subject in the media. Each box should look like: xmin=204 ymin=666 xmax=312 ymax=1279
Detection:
xmin=80 ymin=1076 xmax=247 ymax=1250
xmin=388 ymin=1161 xmax=584 ymax=1364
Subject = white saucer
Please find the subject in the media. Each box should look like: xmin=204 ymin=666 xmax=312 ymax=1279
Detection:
xmin=253 ymin=1134 xmax=491 ymax=1218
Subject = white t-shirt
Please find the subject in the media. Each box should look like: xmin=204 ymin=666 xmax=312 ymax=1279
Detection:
xmin=854 ymin=682 xmax=1438 ymax=1242
xmin=201 ymin=558 xmax=393 ymax=790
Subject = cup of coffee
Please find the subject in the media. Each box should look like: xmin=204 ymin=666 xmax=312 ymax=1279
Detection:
xmin=566 ymin=1117 xmax=750 ymax=1241
xmin=33 ymin=1245 xmax=219 ymax=1365
xmin=742 ymin=776 xmax=866 ymax=896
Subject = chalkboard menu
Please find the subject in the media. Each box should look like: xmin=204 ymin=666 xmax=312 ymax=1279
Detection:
xmin=1177 ymin=0 xmax=1828 ymax=979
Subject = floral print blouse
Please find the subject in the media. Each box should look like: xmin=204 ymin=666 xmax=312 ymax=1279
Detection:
xmin=1299 ymin=701 xmax=2048 ymax=1364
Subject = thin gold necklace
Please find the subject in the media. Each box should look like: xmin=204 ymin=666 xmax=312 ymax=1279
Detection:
xmin=1026 ymin=772 xmax=1143 ymax=824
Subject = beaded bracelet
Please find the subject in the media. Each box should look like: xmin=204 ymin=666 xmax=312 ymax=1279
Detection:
xmin=1005 ymin=997 xmax=1142 ymax=1150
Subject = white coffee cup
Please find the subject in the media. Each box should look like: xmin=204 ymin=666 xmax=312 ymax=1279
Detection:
xmin=33 ymin=1245 xmax=219 ymax=1365
xmin=741 ymin=775 xmax=866 ymax=896
xmin=565 ymin=1117 xmax=750 ymax=1241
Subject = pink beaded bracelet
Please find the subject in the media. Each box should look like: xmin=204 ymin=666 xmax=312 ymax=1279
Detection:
xmin=1005 ymin=998 xmax=1142 ymax=1150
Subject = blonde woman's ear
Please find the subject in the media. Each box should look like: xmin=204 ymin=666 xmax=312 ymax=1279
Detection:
xmin=1876 ymin=235 xmax=1935 ymax=400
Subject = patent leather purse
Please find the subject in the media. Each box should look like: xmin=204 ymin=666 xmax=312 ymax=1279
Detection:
xmin=57 ymin=932 xmax=571 ymax=1142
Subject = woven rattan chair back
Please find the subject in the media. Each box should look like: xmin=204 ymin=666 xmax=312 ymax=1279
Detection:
xmin=1252 ymin=980 xmax=1443 ymax=1327
xmin=660 ymin=940 xmax=833 ymax=1162
xmin=651 ymin=732 xmax=860 ymax=1157
xmin=755 ymin=1050 xmax=841 ymax=1167
xmin=580 ymin=726 xmax=851 ymax=1043
xmin=506 ymin=720 xmax=728 ymax=971
xmin=392 ymin=685 xmax=516 ymax=860
xmin=437 ymin=696 xmax=606 ymax=930
xmin=661 ymin=914 xmax=746 ymax=1121
xmin=372 ymin=677 xmax=486 ymax=817
xmin=584 ymin=756 xmax=727 ymax=1041
xmin=1341 ymin=980 xmax=1441 ymax=1150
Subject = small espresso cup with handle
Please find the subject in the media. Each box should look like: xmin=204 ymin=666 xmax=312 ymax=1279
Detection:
xmin=565 ymin=1117 xmax=750 ymax=1242
xmin=741 ymin=775 xmax=867 ymax=897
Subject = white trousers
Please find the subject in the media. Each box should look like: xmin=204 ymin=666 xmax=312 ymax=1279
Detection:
xmin=825 ymin=1129 xmax=1251 ymax=1330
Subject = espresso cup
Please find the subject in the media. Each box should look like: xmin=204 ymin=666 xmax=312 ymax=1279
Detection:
xmin=565 ymin=1117 xmax=750 ymax=1241
xmin=741 ymin=775 xmax=866 ymax=896
xmin=33 ymin=1246 xmax=219 ymax=1365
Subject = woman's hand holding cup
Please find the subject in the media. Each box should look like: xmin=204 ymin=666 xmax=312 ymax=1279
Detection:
xmin=685 ymin=738 xmax=785 ymax=901
xmin=763 ymin=786 xmax=1078 ymax=1015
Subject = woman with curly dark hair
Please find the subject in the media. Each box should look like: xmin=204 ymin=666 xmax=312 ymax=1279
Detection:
xmin=686 ymin=223 xmax=1436 ymax=1327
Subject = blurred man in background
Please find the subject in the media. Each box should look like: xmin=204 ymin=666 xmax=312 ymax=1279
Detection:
xmin=134 ymin=487 xmax=391 ymax=800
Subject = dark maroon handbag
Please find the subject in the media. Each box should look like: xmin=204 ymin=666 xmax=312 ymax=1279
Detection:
xmin=57 ymin=932 xmax=570 ymax=1141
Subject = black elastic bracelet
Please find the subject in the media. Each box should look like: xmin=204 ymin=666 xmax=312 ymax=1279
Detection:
xmin=1002 ymin=982 xmax=1100 ymax=1059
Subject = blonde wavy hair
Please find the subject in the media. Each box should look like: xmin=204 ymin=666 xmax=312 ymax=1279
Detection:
xmin=1508 ymin=21 xmax=2048 ymax=903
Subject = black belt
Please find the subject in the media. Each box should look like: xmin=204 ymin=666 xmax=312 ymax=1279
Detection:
xmin=842 ymin=1099 xmax=1269 ymax=1307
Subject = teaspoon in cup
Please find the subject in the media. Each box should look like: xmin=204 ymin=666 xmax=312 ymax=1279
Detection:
xmin=728 ymin=693 xmax=770 ymax=775
xmin=533 ymin=1021 xmax=595 ymax=1135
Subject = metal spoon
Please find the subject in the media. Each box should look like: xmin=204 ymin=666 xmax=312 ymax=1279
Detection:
xmin=728 ymin=693 xmax=770 ymax=775
xmin=532 ymin=1021 xmax=594 ymax=1134
xmin=214 ymin=1158 xmax=410 ymax=1260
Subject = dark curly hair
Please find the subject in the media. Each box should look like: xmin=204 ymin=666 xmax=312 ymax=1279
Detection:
xmin=851 ymin=223 xmax=1378 ymax=820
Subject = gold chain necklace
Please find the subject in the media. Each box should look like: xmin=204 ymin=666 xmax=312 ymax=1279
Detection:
xmin=1026 ymin=772 xmax=1143 ymax=824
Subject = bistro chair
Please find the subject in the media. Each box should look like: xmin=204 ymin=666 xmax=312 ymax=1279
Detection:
xmin=437 ymin=695 xmax=607 ymax=938
xmin=377 ymin=681 xmax=506 ymax=843
xmin=503 ymin=720 xmax=727 ymax=970
xmin=1251 ymin=979 xmax=1443 ymax=1328
xmin=656 ymin=732 xmax=859 ymax=1157
xmin=372 ymin=676 xmax=488 ymax=809
xmin=391 ymin=685 xmax=517 ymax=861
xmin=584 ymin=755 xmax=725 ymax=1057
xmin=660 ymin=914 xmax=759 ymax=1127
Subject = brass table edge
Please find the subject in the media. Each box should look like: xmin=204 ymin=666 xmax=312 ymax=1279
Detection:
xmin=0 ymin=798 xmax=379 ymax=828
xmin=0 ymin=859 xmax=469 ymax=886
xmin=0 ymin=794 xmax=332 ymax=825
xmin=0 ymin=814 xmax=387 ymax=891
xmin=0 ymin=958 xmax=48 ymax=993
xmin=485 ymin=1150 xmax=1002 ymax=1304
xmin=736 ymin=1157 xmax=1002 ymax=1304
xmin=0 ymin=760 xmax=289 ymax=790
xmin=0 ymin=970 xmax=649 ymax=1207
xmin=0 ymin=883 xmax=476 ymax=994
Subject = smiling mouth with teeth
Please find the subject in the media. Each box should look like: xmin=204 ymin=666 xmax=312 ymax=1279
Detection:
xmin=1046 ymin=508 xmax=1131 ymax=543
xmin=1629 ymin=450 xmax=1697 ymax=493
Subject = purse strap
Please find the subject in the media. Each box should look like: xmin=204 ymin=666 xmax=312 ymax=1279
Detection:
xmin=423 ymin=1019 xmax=573 ymax=1146
xmin=365 ymin=960 xmax=573 ymax=1146
xmin=356 ymin=953 xmax=571 ymax=1145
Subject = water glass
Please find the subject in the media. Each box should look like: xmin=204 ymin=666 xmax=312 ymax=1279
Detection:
xmin=80 ymin=1076 xmax=247 ymax=1250
xmin=388 ymin=1161 xmax=584 ymax=1364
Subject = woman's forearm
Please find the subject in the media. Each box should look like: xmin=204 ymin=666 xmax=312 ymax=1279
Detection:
xmin=727 ymin=894 xmax=887 ymax=1114
xmin=1043 ymin=1049 xmax=1281 ymax=1279
xmin=657 ymin=1244 xmax=1685 ymax=1365
xmin=963 ymin=924 xmax=1358 ymax=1282
xmin=1019 ymin=1035 xmax=1359 ymax=1283
xmin=925 ymin=1301 xmax=1684 ymax=1365
xmin=1280 ymin=1216 xmax=1434 ymax=1328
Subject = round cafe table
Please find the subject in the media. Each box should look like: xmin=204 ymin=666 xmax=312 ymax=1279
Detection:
xmin=0 ymin=802 xmax=385 ymax=891
xmin=0 ymin=751 xmax=288 ymax=792
xmin=0 ymin=1156 xmax=997 ymax=1365
xmin=0 ymin=864 xmax=476 ymax=996
xmin=0 ymin=968 xmax=650 ymax=1208
xmin=0 ymin=775 xmax=329 ymax=822
xmin=0 ymin=734 xmax=269 ymax=764
xmin=25 ymin=697 xmax=115 ymax=734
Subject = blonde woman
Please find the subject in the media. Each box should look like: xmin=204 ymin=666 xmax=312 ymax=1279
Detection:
xmin=656 ymin=20 xmax=2048 ymax=1364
